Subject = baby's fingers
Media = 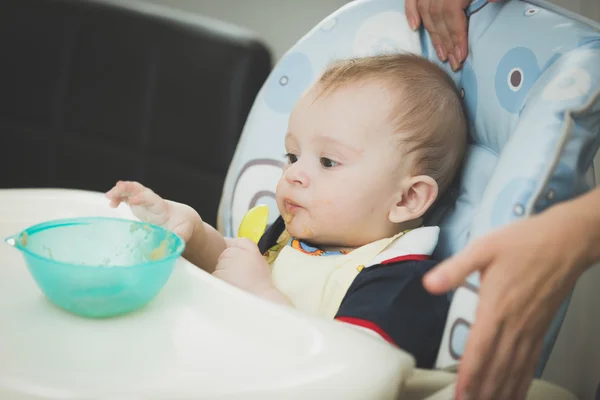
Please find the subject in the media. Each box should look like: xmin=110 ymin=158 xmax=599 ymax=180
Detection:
xmin=119 ymin=181 xmax=146 ymax=197
xmin=130 ymin=188 xmax=170 ymax=220
xmin=105 ymin=184 xmax=121 ymax=201
xmin=106 ymin=180 xmax=138 ymax=198
xmin=105 ymin=181 xmax=147 ymax=208
xmin=107 ymin=197 xmax=122 ymax=208
xmin=106 ymin=181 xmax=144 ymax=201
xmin=129 ymin=187 xmax=161 ymax=208
xmin=106 ymin=183 xmax=127 ymax=208
xmin=106 ymin=181 xmax=168 ymax=224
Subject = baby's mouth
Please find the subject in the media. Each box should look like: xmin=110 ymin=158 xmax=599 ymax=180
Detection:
xmin=283 ymin=198 xmax=303 ymax=214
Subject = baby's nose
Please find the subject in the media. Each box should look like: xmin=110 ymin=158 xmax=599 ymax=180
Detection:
xmin=284 ymin=163 xmax=310 ymax=187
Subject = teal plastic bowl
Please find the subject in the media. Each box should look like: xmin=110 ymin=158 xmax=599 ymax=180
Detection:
xmin=5 ymin=217 xmax=185 ymax=318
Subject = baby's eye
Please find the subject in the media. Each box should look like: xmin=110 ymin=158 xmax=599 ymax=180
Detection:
xmin=320 ymin=157 xmax=339 ymax=168
xmin=285 ymin=153 xmax=298 ymax=164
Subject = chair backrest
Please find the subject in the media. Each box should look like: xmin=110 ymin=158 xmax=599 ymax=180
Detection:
xmin=0 ymin=0 xmax=271 ymax=227
xmin=217 ymin=0 xmax=600 ymax=376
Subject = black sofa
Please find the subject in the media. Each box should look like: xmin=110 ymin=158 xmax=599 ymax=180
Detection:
xmin=0 ymin=0 xmax=271 ymax=226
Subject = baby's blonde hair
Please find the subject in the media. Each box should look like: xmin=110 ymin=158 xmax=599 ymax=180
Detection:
xmin=318 ymin=53 xmax=467 ymax=194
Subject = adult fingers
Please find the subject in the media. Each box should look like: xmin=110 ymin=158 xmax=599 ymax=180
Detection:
xmin=423 ymin=237 xmax=493 ymax=294
xmin=429 ymin=0 xmax=455 ymax=65
xmin=418 ymin=0 xmax=447 ymax=61
xmin=454 ymin=295 xmax=503 ymax=400
xmin=442 ymin=0 xmax=469 ymax=66
xmin=405 ymin=0 xmax=421 ymax=30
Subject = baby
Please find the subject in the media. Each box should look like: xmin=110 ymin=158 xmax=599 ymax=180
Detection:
xmin=106 ymin=53 xmax=467 ymax=369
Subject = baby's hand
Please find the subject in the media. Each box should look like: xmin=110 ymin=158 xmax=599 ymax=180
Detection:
xmin=213 ymin=238 xmax=272 ymax=294
xmin=106 ymin=181 xmax=168 ymax=224
xmin=105 ymin=180 xmax=197 ymax=242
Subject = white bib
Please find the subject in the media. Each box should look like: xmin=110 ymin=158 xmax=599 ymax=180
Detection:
xmin=270 ymin=227 xmax=440 ymax=318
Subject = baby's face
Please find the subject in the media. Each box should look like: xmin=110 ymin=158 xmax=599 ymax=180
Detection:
xmin=276 ymin=81 xmax=410 ymax=249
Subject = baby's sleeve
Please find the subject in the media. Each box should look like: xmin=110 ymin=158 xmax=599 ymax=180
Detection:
xmin=257 ymin=216 xmax=286 ymax=254
xmin=335 ymin=260 xmax=449 ymax=369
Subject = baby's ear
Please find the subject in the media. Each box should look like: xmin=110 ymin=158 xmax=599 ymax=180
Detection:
xmin=389 ymin=176 xmax=438 ymax=224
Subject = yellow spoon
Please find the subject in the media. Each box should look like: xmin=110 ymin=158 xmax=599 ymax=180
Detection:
xmin=237 ymin=205 xmax=269 ymax=244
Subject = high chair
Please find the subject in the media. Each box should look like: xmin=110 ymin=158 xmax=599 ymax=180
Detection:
xmin=218 ymin=0 xmax=600 ymax=398
xmin=0 ymin=0 xmax=599 ymax=399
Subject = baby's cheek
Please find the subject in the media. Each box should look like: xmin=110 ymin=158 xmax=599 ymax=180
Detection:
xmin=274 ymin=181 xmax=286 ymax=211
xmin=313 ymin=184 xmax=362 ymax=223
xmin=314 ymin=198 xmax=333 ymax=207
xmin=319 ymin=197 xmax=355 ymax=224
xmin=346 ymin=193 xmax=381 ymax=222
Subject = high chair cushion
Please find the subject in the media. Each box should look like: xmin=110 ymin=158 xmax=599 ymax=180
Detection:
xmin=217 ymin=0 xmax=600 ymax=374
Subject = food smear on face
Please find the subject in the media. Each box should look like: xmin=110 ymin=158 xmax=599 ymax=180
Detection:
xmin=283 ymin=213 xmax=294 ymax=225
xmin=302 ymin=224 xmax=313 ymax=237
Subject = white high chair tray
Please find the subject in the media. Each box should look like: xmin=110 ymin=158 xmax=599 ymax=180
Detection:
xmin=0 ymin=189 xmax=413 ymax=400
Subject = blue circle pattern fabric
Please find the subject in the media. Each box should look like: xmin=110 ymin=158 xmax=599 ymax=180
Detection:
xmin=217 ymin=0 xmax=600 ymax=375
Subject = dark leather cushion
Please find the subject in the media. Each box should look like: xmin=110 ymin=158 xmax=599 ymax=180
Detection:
xmin=0 ymin=0 xmax=271 ymax=226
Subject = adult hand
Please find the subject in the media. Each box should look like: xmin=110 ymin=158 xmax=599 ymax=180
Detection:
xmin=423 ymin=202 xmax=593 ymax=400
xmin=404 ymin=0 xmax=502 ymax=71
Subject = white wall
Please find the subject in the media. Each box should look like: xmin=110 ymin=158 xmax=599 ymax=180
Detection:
xmin=141 ymin=0 xmax=598 ymax=62
xmin=532 ymin=5 xmax=600 ymax=398
xmin=140 ymin=0 xmax=350 ymax=61
xmin=547 ymin=0 xmax=600 ymax=22
xmin=546 ymin=0 xmax=600 ymax=180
